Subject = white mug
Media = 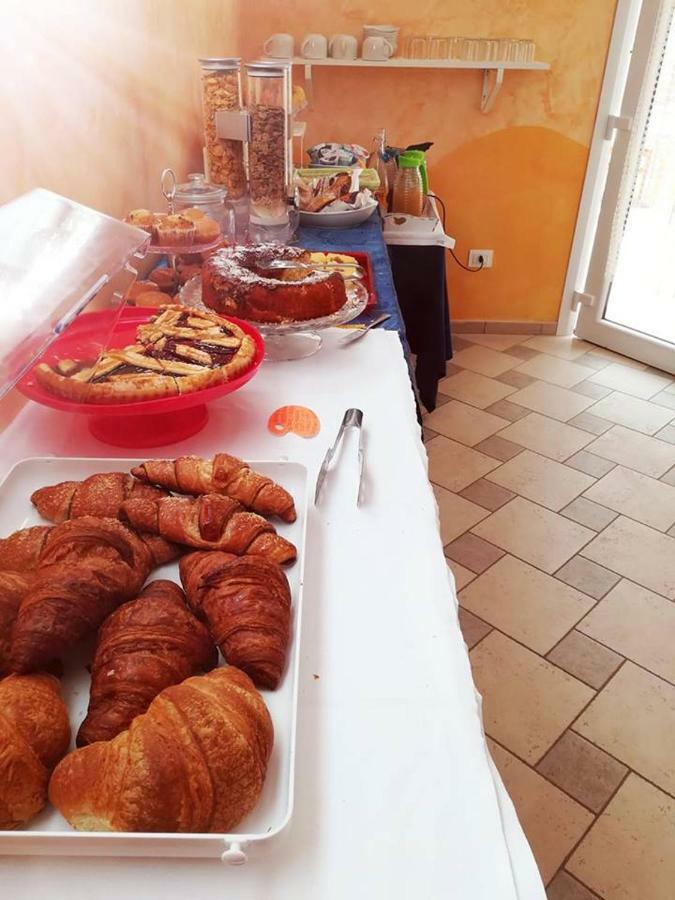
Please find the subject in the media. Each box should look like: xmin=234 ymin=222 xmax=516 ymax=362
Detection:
xmin=301 ymin=33 xmax=328 ymax=59
xmin=362 ymin=35 xmax=393 ymax=60
xmin=264 ymin=32 xmax=294 ymax=59
xmin=329 ymin=34 xmax=358 ymax=60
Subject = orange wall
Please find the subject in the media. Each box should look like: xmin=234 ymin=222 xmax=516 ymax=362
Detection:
xmin=0 ymin=0 xmax=617 ymax=323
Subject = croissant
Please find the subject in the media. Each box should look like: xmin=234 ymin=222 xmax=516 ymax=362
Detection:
xmin=77 ymin=580 xmax=217 ymax=746
xmin=121 ymin=494 xmax=297 ymax=566
xmin=0 ymin=573 xmax=33 ymax=674
xmin=31 ymin=473 xmax=180 ymax=564
xmin=180 ymin=552 xmax=291 ymax=689
xmin=0 ymin=673 xmax=71 ymax=829
xmin=131 ymin=454 xmax=296 ymax=523
xmin=9 ymin=517 xmax=153 ymax=674
xmin=49 ymin=666 xmax=273 ymax=833
xmin=0 ymin=526 xmax=51 ymax=573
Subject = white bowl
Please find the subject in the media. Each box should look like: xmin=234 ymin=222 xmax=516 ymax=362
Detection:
xmin=298 ymin=201 xmax=378 ymax=228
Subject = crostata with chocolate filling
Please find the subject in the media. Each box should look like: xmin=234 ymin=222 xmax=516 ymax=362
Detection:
xmin=35 ymin=305 xmax=256 ymax=403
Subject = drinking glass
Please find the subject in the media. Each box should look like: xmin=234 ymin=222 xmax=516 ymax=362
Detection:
xmin=428 ymin=36 xmax=449 ymax=59
xmin=520 ymin=39 xmax=536 ymax=62
xmin=406 ymin=34 xmax=428 ymax=59
xmin=447 ymin=36 xmax=464 ymax=60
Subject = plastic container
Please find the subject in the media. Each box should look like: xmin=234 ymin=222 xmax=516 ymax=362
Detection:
xmin=173 ymin=173 xmax=235 ymax=243
xmin=245 ymin=63 xmax=290 ymax=225
xmin=392 ymin=155 xmax=424 ymax=216
xmin=199 ymin=58 xmax=247 ymax=200
xmin=367 ymin=129 xmax=389 ymax=212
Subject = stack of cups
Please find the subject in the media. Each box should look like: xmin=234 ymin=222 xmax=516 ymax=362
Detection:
xmin=363 ymin=24 xmax=400 ymax=56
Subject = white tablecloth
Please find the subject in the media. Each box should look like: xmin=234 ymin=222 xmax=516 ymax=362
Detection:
xmin=0 ymin=330 xmax=545 ymax=899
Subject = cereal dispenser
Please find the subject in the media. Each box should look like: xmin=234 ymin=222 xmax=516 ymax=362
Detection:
xmin=244 ymin=63 xmax=291 ymax=226
xmin=199 ymin=58 xmax=247 ymax=201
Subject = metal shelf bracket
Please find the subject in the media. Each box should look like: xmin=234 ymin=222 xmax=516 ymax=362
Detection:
xmin=481 ymin=67 xmax=504 ymax=113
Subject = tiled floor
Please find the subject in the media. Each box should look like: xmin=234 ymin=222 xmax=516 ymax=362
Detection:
xmin=425 ymin=333 xmax=675 ymax=899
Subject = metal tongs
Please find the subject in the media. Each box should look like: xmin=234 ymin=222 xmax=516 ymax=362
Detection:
xmin=266 ymin=260 xmax=366 ymax=281
xmin=314 ymin=408 xmax=364 ymax=506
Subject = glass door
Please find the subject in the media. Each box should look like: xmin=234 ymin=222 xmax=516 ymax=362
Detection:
xmin=576 ymin=0 xmax=675 ymax=371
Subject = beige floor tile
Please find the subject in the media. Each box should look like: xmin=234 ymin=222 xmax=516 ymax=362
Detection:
xmin=444 ymin=532 xmax=504 ymax=573
xmin=514 ymin=354 xmax=596 ymax=388
xmin=547 ymin=630 xmax=623 ymax=689
xmin=585 ymin=425 xmax=675 ymax=477
xmin=484 ymin=398 xmax=531 ymax=422
xmin=457 ymin=607 xmax=492 ymax=648
xmin=573 ymin=380 xmax=614 ymax=400
xmin=583 ymin=466 xmax=675 ymax=532
xmin=471 ymin=631 xmax=593 ymax=763
xmin=589 ymin=392 xmax=674 ymax=436
xmin=497 ymin=370 xmax=537 ymax=389
xmin=588 ymin=362 xmax=672 ymax=399
xmin=505 ymin=344 xmax=542 ymax=362
xmin=652 ymin=390 xmax=675 ymax=411
xmin=565 ymin=450 xmax=616 ymax=478
xmin=583 ymin=346 xmax=647 ymax=369
xmin=474 ymin=434 xmax=524 ymax=461
xmin=581 ymin=516 xmax=675 ymax=599
xmin=554 ymin=556 xmax=621 ymax=600
xmin=567 ymin=411 xmax=614 ymax=436
xmin=507 ymin=381 xmax=595 ymax=422
xmin=537 ymin=730 xmax=628 ymax=814
xmin=561 ymin=497 xmax=618 ymax=531
xmin=451 ymin=344 xmax=522 ymax=378
xmin=486 ymin=450 xmax=595 ymax=512
xmin=463 ymin=333 xmax=532 ymax=350
xmin=437 ymin=369 xmax=517 ymax=409
xmin=567 ymin=774 xmax=675 ymax=900
xmin=458 ymin=478 xmax=516 ymax=510
xmin=473 ymin=497 xmax=595 ymax=574
xmin=423 ymin=400 xmax=509 ymax=446
xmin=447 ymin=560 xmax=476 ymax=590
xmin=426 ymin=435 xmax=500 ymax=492
xmin=460 ymin=555 xmax=594 ymax=654
xmin=662 ymin=466 xmax=675 ymax=486
xmin=575 ymin=662 xmax=675 ymax=794
xmin=522 ymin=336 xmax=592 ymax=360
xmin=578 ymin=580 xmax=675 ymax=685
xmin=431 ymin=483 xmax=489 ymax=545
xmin=488 ymin=739 xmax=594 ymax=886
xmin=547 ymin=871 xmax=600 ymax=900
xmin=422 ymin=426 xmax=437 ymax=443
xmin=665 ymin=381 xmax=675 ymax=394
xmin=497 ymin=413 xmax=594 ymax=462
xmin=655 ymin=422 xmax=675 ymax=444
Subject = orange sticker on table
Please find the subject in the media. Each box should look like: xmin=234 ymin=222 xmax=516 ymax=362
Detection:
xmin=268 ymin=406 xmax=320 ymax=438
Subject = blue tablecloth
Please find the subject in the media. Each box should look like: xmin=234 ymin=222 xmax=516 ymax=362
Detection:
xmin=296 ymin=214 xmax=409 ymax=350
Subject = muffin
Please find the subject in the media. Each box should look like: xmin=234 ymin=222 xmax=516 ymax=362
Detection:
xmin=125 ymin=279 xmax=157 ymax=300
xmin=149 ymin=267 xmax=178 ymax=292
xmin=180 ymin=207 xmax=206 ymax=222
xmin=154 ymin=214 xmax=196 ymax=247
xmin=124 ymin=209 xmax=154 ymax=234
xmin=193 ymin=216 xmax=221 ymax=244
xmin=134 ymin=290 xmax=168 ymax=308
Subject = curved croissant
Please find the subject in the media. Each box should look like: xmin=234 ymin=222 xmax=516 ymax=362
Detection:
xmin=0 ymin=573 xmax=33 ymax=675
xmin=49 ymin=666 xmax=273 ymax=833
xmin=121 ymin=494 xmax=296 ymax=566
xmin=131 ymin=454 xmax=296 ymax=523
xmin=0 ymin=673 xmax=71 ymax=829
xmin=9 ymin=518 xmax=153 ymax=674
xmin=31 ymin=473 xmax=167 ymax=524
xmin=0 ymin=526 xmax=51 ymax=573
xmin=77 ymin=580 xmax=217 ymax=746
xmin=180 ymin=552 xmax=291 ymax=689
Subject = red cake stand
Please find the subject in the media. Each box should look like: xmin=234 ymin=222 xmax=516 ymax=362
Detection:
xmin=18 ymin=307 xmax=265 ymax=448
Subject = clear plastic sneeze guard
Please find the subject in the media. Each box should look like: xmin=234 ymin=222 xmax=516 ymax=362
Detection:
xmin=0 ymin=188 xmax=150 ymax=399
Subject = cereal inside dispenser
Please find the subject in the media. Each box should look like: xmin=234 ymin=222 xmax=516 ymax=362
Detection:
xmin=245 ymin=63 xmax=290 ymax=226
xmin=199 ymin=58 xmax=247 ymax=200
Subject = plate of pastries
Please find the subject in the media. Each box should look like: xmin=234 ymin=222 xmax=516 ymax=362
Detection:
xmin=0 ymin=452 xmax=307 ymax=848
xmin=124 ymin=207 xmax=223 ymax=251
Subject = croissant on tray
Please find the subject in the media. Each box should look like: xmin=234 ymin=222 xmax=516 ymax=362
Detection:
xmin=77 ymin=580 xmax=217 ymax=746
xmin=49 ymin=666 xmax=273 ymax=833
xmin=0 ymin=673 xmax=71 ymax=829
xmin=180 ymin=551 xmax=291 ymax=689
xmin=30 ymin=473 xmax=180 ymax=566
xmin=131 ymin=454 xmax=296 ymax=523
xmin=0 ymin=572 xmax=33 ymax=674
xmin=121 ymin=494 xmax=297 ymax=566
xmin=9 ymin=517 xmax=154 ymax=674
xmin=0 ymin=526 xmax=51 ymax=573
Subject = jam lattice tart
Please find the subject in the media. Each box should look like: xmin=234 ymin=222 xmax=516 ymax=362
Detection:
xmin=35 ymin=305 xmax=256 ymax=403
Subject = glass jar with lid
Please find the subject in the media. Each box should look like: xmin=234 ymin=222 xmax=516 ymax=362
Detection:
xmin=173 ymin=173 xmax=235 ymax=243
xmin=245 ymin=63 xmax=290 ymax=225
xmin=199 ymin=58 xmax=247 ymax=200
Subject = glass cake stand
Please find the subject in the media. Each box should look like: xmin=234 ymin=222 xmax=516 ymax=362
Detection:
xmin=179 ymin=278 xmax=368 ymax=360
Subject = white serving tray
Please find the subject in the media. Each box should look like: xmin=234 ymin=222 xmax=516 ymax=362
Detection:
xmin=0 ymin=457 xmax=308 ymax=865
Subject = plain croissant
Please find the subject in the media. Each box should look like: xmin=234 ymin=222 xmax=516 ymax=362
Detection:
xmin=0 ymin=526 xmax=51 ymax=573
xmin=180 ymin=552 xmax=291 ymax=689
xmin=77 ymin=580 xmax=217 ymax=746
xmin=49 ymin=666 xmax=273 ymax=833
xmin=9 ymin=517 xmax=153 ymax=673
xmin=132 ymin=454 xmax=296 ymax=522
xmin=0 ymin=673 xmax=71 ymax=829
xmin=121 ymin=494 xmax=297 ymax=566
xmin=31 ymin=473 xmax=167 ymax=524
xmin=0 ymin=572 xmax=33 ymax=674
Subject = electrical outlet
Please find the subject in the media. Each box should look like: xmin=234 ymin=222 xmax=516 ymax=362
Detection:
xmin=468 ymin=249 xmax=494 ymax=269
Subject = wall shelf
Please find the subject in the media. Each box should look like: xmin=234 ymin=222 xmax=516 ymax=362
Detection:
xmin=290 ymin=57 xmax=550 ymax=113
